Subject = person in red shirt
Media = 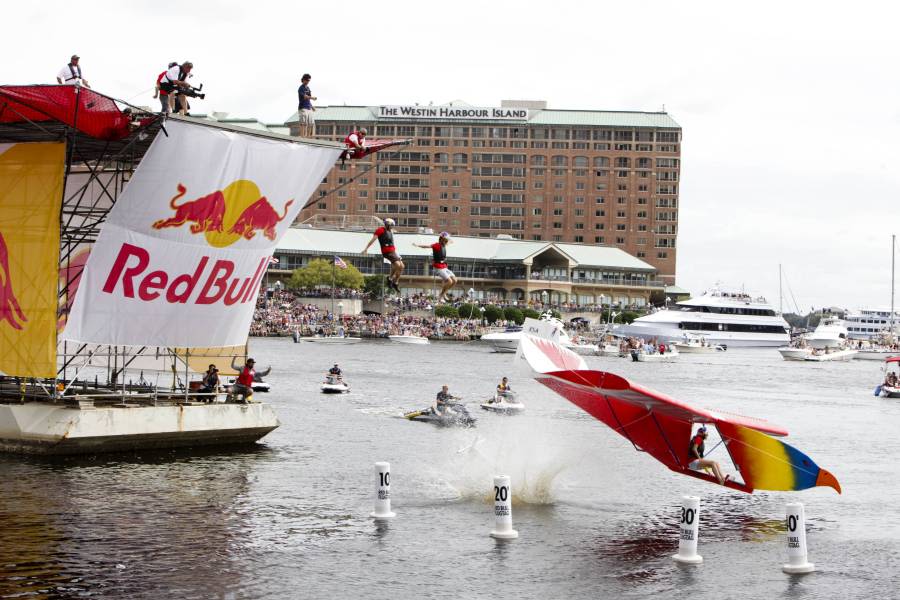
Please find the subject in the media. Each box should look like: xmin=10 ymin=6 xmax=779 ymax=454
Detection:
xmin=414 ymin=231 xmax=456 ymax=302
xmin=363 ymin=218 xmax=404 ymax=292
xmin=229 ymin=357 xmax=271 ymax=403
xmin=688 ymin=426 xmax=728 ymax=485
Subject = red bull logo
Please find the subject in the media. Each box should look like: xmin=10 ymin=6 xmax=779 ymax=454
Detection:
xmin=0 ymin=231 xmax=27 ymax=330
xmin=152 ymin=180 xmax=293 ymax=247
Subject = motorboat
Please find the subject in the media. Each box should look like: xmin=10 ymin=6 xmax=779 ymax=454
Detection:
xmin=294 ymin=331 xmax=362 ymax=344
xmin=481 ymin=313 xmax=573 ymax=353
xmin=613 ymin=287 xmax=790 ymax=347
xmin=480 ymin=390 xmax=525 ymax=414
xmin=389 ymin=334 xmax=430 ymax=345
xmin=671 ymin=334 xmax=725 ymax=354
xmin=855 ymin=347 xmax=900 ymax=361
xmin=598 ymin=343 xmax=621 ymax=357
xmin=805 ymin=316 xmax=849 ymax=349
xmin=227 ymin=377 xmax=270 ymax=393
xmin=802 ymin=347 xmax=858 ymax=362
xmin=404 ymin=403 xmax=475 ymax=427
xmin=320 ymin=375 xmax=350 ymax=394
xmin=877 ymin=357 xmax=900 ymax=398
xmin=778 ymin=346 xmax=812 ymax=361
xmin=567 ymin=340 xmax=600 ymax=356
xmin=631 ymin=346 xmax=680 ymax=362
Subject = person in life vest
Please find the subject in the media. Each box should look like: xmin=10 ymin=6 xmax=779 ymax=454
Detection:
xmin=328 ymin=363 xmax=342 ymax=379
xmin=229 ymin=357 xmax=271 ymax=403
xmin=491 ymin=376 xmax=512 ymax=403
xmin=344 ymin=127 xmax=367 ymax=158
xmin=56 ymin=54 xmax=90 ymax=88
xmin=199 ymin=364 xmax=220 ymax=400
xmin=688 ymin=426 xmax=728 ymax=485
xmin=414 ymin=231 xmax=457 ymax=303
xmin=363 ymin=218 xmax=404 ymax=292
xmin=154 ymin=62 xmax=178 ymax=113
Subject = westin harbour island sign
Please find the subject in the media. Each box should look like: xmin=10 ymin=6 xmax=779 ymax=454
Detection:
xmin=378 ymin=105 xmax=529 ymax=121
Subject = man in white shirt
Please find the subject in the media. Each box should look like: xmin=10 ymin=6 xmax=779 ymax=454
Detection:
xmin=56 ymin=55 xmax=90 ymax=88
xmin=159 ymin=61 xmax=193 ymax=114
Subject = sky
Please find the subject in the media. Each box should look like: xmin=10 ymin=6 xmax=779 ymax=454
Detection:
xmin=3 ymin=0 xmax=898 ymax=310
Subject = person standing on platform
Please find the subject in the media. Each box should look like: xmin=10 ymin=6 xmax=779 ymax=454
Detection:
xmin=297 ymin=74 xmax=317 ymax=137
xmin=56 ymin=54 xmax=90 ymax=87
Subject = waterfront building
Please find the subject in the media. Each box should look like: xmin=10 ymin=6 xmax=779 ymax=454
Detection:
xmin=286 ymin=100 xmax=681 ymax=284
xmin=271 ymin=225 xmax=662 ymax=307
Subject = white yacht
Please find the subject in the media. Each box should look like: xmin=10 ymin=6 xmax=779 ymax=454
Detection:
xmin=805 ymin=316 xmax=849 ymax=349
xmin=613 ymin=288 xmax=790 ymax=348
xmin=844 ymin=308 xmax=900 ymax=340
xmin=481 ymin=314 xmax=573 ymax=353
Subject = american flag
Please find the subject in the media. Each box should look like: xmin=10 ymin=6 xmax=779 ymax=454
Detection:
xmin=334 ymin=255 xmax=348 ymax=269
xmin=268 ymin=256 xmax=279 ymax=265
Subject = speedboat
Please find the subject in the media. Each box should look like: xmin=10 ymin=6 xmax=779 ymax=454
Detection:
xmin=671 ymin=334 xmax=724 ymax=353
xmin=404 ymin=402 xmax=475 ymax=427
xmin=805 ymin=316 xmax=849 ymax=349
xmin=802 ymin=347 xmax=858 ymax=362
xmin=320 ymin=375 xmax=350 ymax=393
xmin=854 ymin=347 xmax=900 ymax=361
xmin=389 ymin=334 xmax=430 ymax=345
xmin=295 ymin=333 xmax=362 ymax=344
xmin=567 ymin=338 xmax=600 ymax=356
xmin=481 ymin=313 xmax=573 ymax=353
xmin=227 ymin=378 xmax=270 ymax=393
xmin=598 ymin=343 xmax=621 ymax=357
xmin=778 ymin=346 xmax=812 ymax=361
xmin=480 ymin=390 xmax=525 ymax=414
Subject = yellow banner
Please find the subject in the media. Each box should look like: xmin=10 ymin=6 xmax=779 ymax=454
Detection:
xmin=0 ymin=142 xmax=65 ymax=377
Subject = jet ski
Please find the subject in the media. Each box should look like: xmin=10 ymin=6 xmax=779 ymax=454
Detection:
xmin=226 ymin=377 xmax=270 ymax=393
xmin=320 ymin=375 xmax=350 ymax=394
xmin=480 ymin=390 xmax=525 ymax=414
xmin=404 ymin=402 xmax=476 ymax=427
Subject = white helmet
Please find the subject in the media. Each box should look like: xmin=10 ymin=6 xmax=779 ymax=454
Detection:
xmin=384 ymin=218 xmax=395 ymax=226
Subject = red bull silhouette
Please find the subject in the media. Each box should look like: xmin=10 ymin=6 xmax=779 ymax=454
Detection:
xmin=0 ymin=232 xmax=27 ymax=330
xmin=152 ymin=184 xmax=226 ymax=234
xmin=228 ymin=197 xmax=293 ymax=241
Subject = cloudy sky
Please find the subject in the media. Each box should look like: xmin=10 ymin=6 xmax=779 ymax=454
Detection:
xmin=5 ymin=0 xmax=898 ymax=310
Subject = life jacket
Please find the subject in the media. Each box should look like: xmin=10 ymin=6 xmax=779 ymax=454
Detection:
xmin=431 ymin=242 xmax=447 ymax=269
xmin=376 ymin=227 xmax=394 ymax=251
xmin=238 ymin=366 xmax=255 ymax=386
xmin=689 ymin=435 xmax=705 ymax=459
xmin=65 ymin=64 xmax=82 ymax=82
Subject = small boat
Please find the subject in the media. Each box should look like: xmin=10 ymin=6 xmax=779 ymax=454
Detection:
xmin=878 ymin=357 xmax=900 ymax=397
xmin=295 ymin=333 xmax=362 ymax=344
xmin=672 ymin=334 xmax=724 ymax=354
xmin=567 ymin=340 xmax=600 ymax=356
xmin=855 ymin=348 xmax=900 ymax=361
xmin=481 ymin=313 xmax=573 ymax=353
xmin=598 ymin=343 xmax=621 ymax=357
xmin=227 ymin=378 xmax=270 ymax=393
xmin=389 ymin=334 xmax=430 ymax=345
xmin=480 ymin=391 xmax=525 ymax=414
xmin=806 ymin=316 xmax=849 ymax=349
xmin=778 ymin=346 xmax=812 ymax=361
xmin=802 ymin=348 xmax=858 ymax=362
xmin=404 ymin=403 xmax=475 ymax=427
xmin=631 ymin=347 xmax=680 ymax=362
xmin=320 ymin=375 xmax=350 ymax=394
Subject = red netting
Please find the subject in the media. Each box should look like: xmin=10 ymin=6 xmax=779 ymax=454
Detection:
xmin=0 ymin=85 xmax=132 ymax=141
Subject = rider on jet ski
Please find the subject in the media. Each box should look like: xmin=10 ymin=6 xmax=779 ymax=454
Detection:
xmin=327 ymin=364 xmax=343 ymax=380
xmin=490 ymin=377 xmax=512 ymax=403
xmin=434 ymin=384 xmax=460 ymax=415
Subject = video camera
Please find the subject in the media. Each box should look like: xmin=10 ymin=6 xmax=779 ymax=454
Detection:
xmin=178 ymin=83 xmax=205 ymax=100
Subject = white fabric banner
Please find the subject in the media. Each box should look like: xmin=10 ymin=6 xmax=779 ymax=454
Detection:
xmin=63 ymin=120 xmax=341 ymax=346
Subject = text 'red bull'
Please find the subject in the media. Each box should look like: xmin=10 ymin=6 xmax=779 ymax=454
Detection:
xmin=101 ymin=243 xmax=267 ymax=305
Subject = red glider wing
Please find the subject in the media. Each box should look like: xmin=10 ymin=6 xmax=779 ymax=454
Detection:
xmin=340 ymin=138 xmax=412 ymax=161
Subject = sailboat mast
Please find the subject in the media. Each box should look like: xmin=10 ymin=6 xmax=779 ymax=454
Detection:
xmin=779 ymin=264 xmax=783 ymax=315
xmin=891 ymin=234 xmax=896 ymax=336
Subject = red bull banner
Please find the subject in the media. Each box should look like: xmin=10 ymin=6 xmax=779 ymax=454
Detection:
xmin=62 ymin=120 xmax=342 ymax=347
xmin=0 ymin=142 xmax=65 ymax=377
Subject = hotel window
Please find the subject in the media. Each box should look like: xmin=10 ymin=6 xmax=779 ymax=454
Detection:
xmin=575 ymin=208 xmax=584 ymax=216
xmin=637 ymin=238 xmax=647 ymax=245
xmin=531 ymin=155 xmax=547 ymax=166
xmin=440 ymin=180 xmax=448 ymax=187
xmin=553 ymin=169 xmax=566 ymax=176
xmin=359 ymin=191 xmax=368 ymax=198
xmin=553 ymin=208 xmax=563 ymax=216
xmin=576 ymin=182 xmax=586 ymax=190
xmin=637 ymin=211 xmax=647 ymax=218
xmin=637 ymin=224 xmax=648 ymax=232
xmin=574 ymin=235 xmax=584 ymax=242
xmin=616 ymin=224 xmax=626 ymax=231
xmin=472 ymin=140 xmax=485 ymax=147
xmin=575 ymin=196 xmax=585 ymax=203
xmin=337 ymin=190 xmax=347 ymax=197
xmin=615 ymin=158 xmax=630 ymax=168
xmin=532 ymin=223 xmax=541 ymax=228
xmin=637 ymin=251 xmax=646 ymax=258
xmin=595 ymin=197 xmax=605 ymax=204
xmin=616 ymin=237 xmax=625 ymax=244
xmin=532 ymin=195 xmax=543 ymax=202
xmin=554 ymin=181 xmax=564 ymax=190
xmin=617 ymin=184 xmax=627 ymax=191
xmin=378 ymin=125 xmax=396 ymax=136
xmin=317 ymin=202 xmax=326 ymax=209
xmin=452 ymin=127 xmax=469 ymax=137
xmin=616 ymin=210 xmax=626 ymax=218
xmin=552 ymin=155 xmax=568 ymax=166
xmin=532 ymin=208 xmax=542 ymax=215
xmin=657 ymin=251 xmax=668 ymax=258
xmin=534 ymin=181 xmax=544 ymax=189
xmin=595 ymin=236 xmax=605 ymax=243
xmin=595 ymin=223 xmax=604 ymax=230
xmin=657 ymin=132 xmax=679 ymax=142
xmin=440 ymin=192 xmax=449 ymax=199
xmin=552 ymin=235 xmax=562 ymax=242
xmin=337 ymin=202 xmax=347 ymax=210
xmin=637 ymin=197 xmax=648 ymax=205
xmin=531 ymin=141 xmax=548 ymax=148
xmin=532 ymin=234 xmax=542 ymax=240
xmin=440 ymin=206 xmax=449 ymax=213
xmin=553 ymin=195 xmax=564 ymax=203
xmin=574 ymin=223 xmax=584 ymax=230
xmin=595 ymin=183 xmax=607 ymax=191
xmin=594 ymin=143 xmax=610 ymax=150
xmin=595 ymin=209 xmax=605 ymax=217
xmin=434 ymin=127 xmax=450 ymax=137
xmin=358 ymin=203 xmax=367 ymax=210
xmin=617 ymin=170 xmax=629 ymax=178
xmin=452 ymin=206 xmax=460 ymax=213
xmin=614 ymin=131 xmax=633 ymax=141
xmin=573 ymin=156 xmax=589 ymax=168
xmin=452 ymin=179 xmax=461 ymax=186
xmin=451 ymin=192 xmax=460 ymax=199
xmin=435 ymin=153 xmax=449 ymax=163
xmin=553 ymin=222 xmax=562 ymax=229
xmin=617 ymin=197 xmax=627 ymax=204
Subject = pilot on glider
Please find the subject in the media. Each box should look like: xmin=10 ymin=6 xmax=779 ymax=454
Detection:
xmin=689 ymin=426 xmax=728 ymax=486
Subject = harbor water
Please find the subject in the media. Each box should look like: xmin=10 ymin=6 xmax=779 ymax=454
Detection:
xmin=1 ymin=339 xmax=898 ymax=599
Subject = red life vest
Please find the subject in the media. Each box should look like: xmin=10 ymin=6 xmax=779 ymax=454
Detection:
xmin=238 ymin=366 xmax=255 ymax=386
xmin=375 ymin=226 xmax=395 ymax=253
xmin=431 ymin=242 xmax=447 ymax=269
xmin=344 ymin=131 xmax=365 ymax=147
xmin=689 ymin=435 xmax=705 ymax=459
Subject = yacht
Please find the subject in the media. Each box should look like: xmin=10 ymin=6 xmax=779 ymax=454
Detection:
xmin=481 ymin=314 xmax=573 ymax=353
xmin=805 ymin=316 xmax=849 ymax=349
xmin=613 ymin=288 xmax=790 ymax=348
xmin=844 ymin=308 xmax=900 ymax=341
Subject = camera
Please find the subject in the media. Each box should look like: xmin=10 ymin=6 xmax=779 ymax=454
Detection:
xmin=178 ymin=83 xmax=205 ymax=100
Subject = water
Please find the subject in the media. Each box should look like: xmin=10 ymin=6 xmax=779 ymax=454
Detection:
xmin=1 ymin=340 xmax=898 ymax=599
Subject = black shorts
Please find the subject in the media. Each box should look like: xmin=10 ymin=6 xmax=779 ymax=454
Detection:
xmin=382 ymin=251 xmax=403 ymax=263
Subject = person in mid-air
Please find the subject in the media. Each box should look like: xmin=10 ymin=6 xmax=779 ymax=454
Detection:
xmin=414 ymin=231 xmax=456 ymax=303
xmin=688 ymin=426 xmax=728 ymax=485
xmin=363 ymin=218 xmax=404 ymax=292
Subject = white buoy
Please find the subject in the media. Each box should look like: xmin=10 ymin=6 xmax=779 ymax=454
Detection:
xmin=489 ymin=475 xmax=518 ymax=539
xmin=672 ymin=495 xmax=703 ymax=564
xmin=369 ymin=462 xmax=396 ymax=520
xmin=782 ymin=502 xmax=815 ymax=574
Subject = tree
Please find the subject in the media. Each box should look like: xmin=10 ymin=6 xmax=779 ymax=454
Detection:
xmin=503 ymin=307 xmax=524 ymax=325
xmin=483 ymin=305 xmax=503 ymax=324
xmin=435 ymin=305 xmax=459 ymax=318
xmin=649 ymin=289 xmax=666 ymax=306
xmin=364 ymin=274 xmax=384 ymax=297
xmin=290 ymin=258 xmax=363 ymax=290
xmin=620 ymin=311 xmax=640 ymax=324
xmin=458 ymin=303 xmax=477 ymax=319
xmin=522 ymin=308 xmax=541 ymax=320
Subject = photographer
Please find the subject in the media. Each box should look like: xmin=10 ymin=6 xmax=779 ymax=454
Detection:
xmin=159 ymin=61 xmax=194 ymax=114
